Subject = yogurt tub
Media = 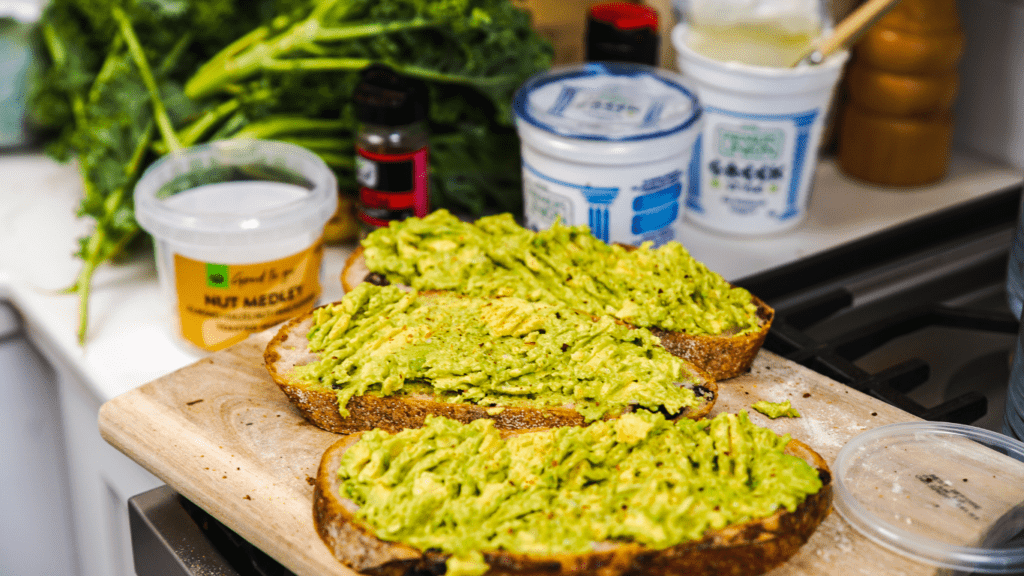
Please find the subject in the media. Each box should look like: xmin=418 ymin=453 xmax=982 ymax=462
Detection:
xmin=672 ymin=23 xmax=848 ymax=237
xmin=134 ymin=139 xmax=338 ymax=353
xmin=512 ymin=62 xmax=702 ymax=247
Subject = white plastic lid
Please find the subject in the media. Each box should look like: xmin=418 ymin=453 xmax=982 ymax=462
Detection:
xmin=512 ymin=62 xmax=702 ymax=163
xmin=833 ymin=422 xmax=1024 ymax=573
xmin=134 ymin=140 xmax=338 ymax=247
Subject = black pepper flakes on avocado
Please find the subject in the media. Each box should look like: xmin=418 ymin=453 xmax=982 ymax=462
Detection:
xmin=296 ymin=284 xmax=705 ymax=421
xmin=360 ymin=210 xmax=760 ymax=337
xmin=337 ymin=411 xmax=823 ymax=576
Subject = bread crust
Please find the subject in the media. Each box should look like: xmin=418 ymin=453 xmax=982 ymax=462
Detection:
xmin=341 ymin=246 xmax=774 ymax=381
xmin=340 ymin=244 xmax=370 ymax=293
xmin=313 ymin=432 xmax=832 ymax=576
xmin=264 ymin=301 xmax=718 ymax=434
xmin=648 ymin=296 xmax=774 ymax=383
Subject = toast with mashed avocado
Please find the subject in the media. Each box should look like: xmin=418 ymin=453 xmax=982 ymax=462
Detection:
xmin=313 ymin=411 xmax=832 ymax=576
xmin=264 ymin=283 xmax=717 ymax=434
xmin=342 ymin=210 xmax=773 ymax=381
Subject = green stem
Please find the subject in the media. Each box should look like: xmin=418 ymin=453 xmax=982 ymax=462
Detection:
xmin=157 ymin=33 xmax=193 ymax=77
xmin=306 ymin=151 xmax=354 ymax=171
xmin=174 ymin=98 xmax=242 ymax=148
xmin=72 ymin=251 xmax=99 ymax=344
xmin=230 ymin=116 xmax=350 ymax=140
xmin=185 ymin=17 xmax=321 ymax=99
xmin=183 ymin=13 xmax=433 ymax=99
xmin=314 ymin=18 xmax=431 ymax=42
xmin=71 ymin=124 xmax=153 ymax=344
xmin=261 ymin=57 xmax=370 ymax=73
xmin=254 ymin=56 xmax=514 ymax=89
xmin=259 ymin=136 xmax=352 ymax=149
xmin=112 ymin=6 xmax=181 ymax=152
xmin=88 ymin=36 xmax=125 ymax=105
xmin=186 ymin=23 xmax=273 ymax=96
xmin=39 ymin=22 xmax=65 ymax=69
xmin=397 ymin=64 xmax=516 ymax=87
xmin=40 ymin=22 xmax=90 ymax=134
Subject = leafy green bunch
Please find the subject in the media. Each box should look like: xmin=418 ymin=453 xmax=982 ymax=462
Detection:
xmin=29 ymin=0 xmax=553 ymax=343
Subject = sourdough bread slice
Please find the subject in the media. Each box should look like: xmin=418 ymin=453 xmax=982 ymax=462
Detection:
xmin=313 ymin=420 xmax=833 ymax=576
xmin=342 ymin=244 xmax=774 ymax=382
xmin=264 ymin=289 xmax=717 ymax=435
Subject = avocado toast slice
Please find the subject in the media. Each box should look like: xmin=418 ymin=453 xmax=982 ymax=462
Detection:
xmin=341 ymin=210 xmax=774 ymax=381
xmin=313 ymin=412 xmax=832 ymax=576
xmin=264 ymin=283 xmax=716 ymax=434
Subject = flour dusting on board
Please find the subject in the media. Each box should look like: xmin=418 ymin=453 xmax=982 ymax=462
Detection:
xmin=727 ymin=351 xmax=887 ymax=462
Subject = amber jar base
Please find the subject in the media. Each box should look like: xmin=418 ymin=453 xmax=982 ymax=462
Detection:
xmin=837 ymin=104 xmax=953 ymax=187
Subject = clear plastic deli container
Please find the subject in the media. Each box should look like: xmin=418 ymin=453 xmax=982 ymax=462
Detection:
xmin=833 ymin=422 xmax=1024 ymax=574
xmin=134 ymin=139 xmax=338 ymax=353
xmin=512 ymin=62 xmax=702 ymax=248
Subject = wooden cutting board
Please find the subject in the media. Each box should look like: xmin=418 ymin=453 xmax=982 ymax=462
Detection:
xmin=98 ymin=328 xmax=946 ymax=576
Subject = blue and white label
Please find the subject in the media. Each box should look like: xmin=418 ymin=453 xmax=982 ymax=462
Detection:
xmin=522 ymin=156 xmax=686 ymax=247
xmin=514 ymin=63 xmax=702 ymax=244
xmin=685 ymin=106 xmax=821 ymax=235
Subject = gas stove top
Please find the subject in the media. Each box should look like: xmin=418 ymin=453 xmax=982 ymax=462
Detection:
xmin=736 ymin=183 xmax=1023 ymax=433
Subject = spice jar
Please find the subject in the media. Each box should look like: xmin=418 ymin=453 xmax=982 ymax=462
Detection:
xmin=585 ymin=2 xmax=660 ymax=66
xmin=353 ymin=64 xmax=430 ymax=237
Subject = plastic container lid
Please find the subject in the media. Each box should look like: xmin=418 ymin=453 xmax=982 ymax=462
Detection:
xmin=512 ymin=62 xmax=702 ymax=163
xmin=833 ymin=422 xmax=1024 ymax=573
xmin=586 ymin=2 xmax=660 ymax=65
xmin=134 ymin=139 xmax=338 ymax=247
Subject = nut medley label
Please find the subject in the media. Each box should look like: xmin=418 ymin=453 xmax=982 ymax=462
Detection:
xmin=174 ymin=241 xmax=323 ymax=351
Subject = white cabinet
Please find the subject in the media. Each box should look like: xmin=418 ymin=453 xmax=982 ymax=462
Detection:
xmin=53 ymin=356 xmax=162 ymax=576
xmin=0 ymin=301 xmax=78 ymax=576
xmin=3 ymin=298 xmax=163 ymax=576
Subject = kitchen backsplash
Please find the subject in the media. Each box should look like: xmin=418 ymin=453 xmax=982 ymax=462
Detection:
xmin=954 ymin=0 xmax=1024 ymax=171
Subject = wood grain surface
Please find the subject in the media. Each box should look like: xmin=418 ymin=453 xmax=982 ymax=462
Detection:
xmin=99 ymin=328 xmax=950 ymax=576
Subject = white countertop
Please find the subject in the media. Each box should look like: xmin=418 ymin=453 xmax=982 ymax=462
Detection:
xmin=1 ymin=151 xmax=1021 ymax=405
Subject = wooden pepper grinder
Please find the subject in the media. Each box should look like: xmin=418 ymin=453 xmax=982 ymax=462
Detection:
xmin=837 ymin=0 xmax=963 ymax=187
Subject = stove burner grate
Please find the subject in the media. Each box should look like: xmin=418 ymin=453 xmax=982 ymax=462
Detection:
xmin=737 ymin=184 xmax=1023 ymax=428
xmin=764 ymin=287 xmax=1018 ymax=424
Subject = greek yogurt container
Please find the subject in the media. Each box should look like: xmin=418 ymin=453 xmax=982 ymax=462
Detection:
xmin=672 ymin=23 xmax=847 ymax=237
xmin=513 ymin=62 xmax=702 ymax=247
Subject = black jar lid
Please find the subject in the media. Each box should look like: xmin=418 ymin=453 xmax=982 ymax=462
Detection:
xmin=585 ymin=2 xmax=660 ymax=66
xmin=354 ymin=64 xmax=428 ymax=126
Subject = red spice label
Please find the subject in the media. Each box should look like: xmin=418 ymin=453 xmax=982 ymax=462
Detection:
xmin=356 ymin=146 xmax=429 ymax=226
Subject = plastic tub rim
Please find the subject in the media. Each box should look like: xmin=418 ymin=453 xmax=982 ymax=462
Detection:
xmin=833 ymin=421 xmax=1024 ymax=573
xmin=670 ymin=22 xmax=849 ymax=79
xmin=512 ymin=61 xmax=703 ymax=144
xmin=134 ymin=139 xmax=338 ymax=247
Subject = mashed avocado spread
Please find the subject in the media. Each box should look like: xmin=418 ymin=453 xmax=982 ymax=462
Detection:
xmin=337 ymin=411 xmax=823 ymax=576
xmin=296 ymin=283 xmax=704 ymax=421
xmin=360 ymin=210 xmax=760 ymax=336
xmin=752 ymin=399 xmax=802 ymax=419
